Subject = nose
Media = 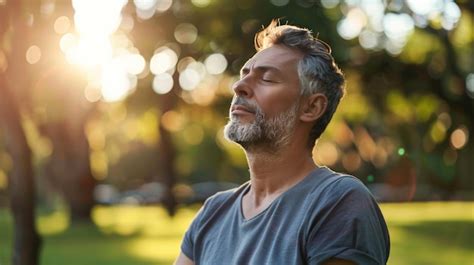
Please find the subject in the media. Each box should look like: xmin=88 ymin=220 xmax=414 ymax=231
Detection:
xmin=232 ymin=76 xmax=253 ymax=98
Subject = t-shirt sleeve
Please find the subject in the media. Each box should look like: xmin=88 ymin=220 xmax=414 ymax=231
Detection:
xmin=180 ymin=199 xmax=211 ymax=261
xmin=306 ymin=177 xmax=390 ymax=265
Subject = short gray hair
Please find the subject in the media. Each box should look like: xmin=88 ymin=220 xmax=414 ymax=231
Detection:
xmin=254 ymin=20 xmax=346 ymax=148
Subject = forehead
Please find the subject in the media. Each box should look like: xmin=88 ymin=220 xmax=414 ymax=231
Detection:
xmin=242 ymin=45 xmax=303 ymax=71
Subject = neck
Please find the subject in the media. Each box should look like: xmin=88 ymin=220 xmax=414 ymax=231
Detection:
xmin=244 ymin=143 xmax=317 ymax=205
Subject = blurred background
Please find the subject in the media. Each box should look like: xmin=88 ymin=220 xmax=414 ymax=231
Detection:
xmin=0 ymin=0 xmax=472 ymax=264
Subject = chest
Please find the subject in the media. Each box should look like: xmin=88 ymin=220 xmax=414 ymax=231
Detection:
xmin=195 ymin=200 xmax=309 ymax=265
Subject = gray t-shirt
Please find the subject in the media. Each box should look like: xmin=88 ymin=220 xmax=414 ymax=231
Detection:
xmin=181 ymin=167 xmax=390 ymax=265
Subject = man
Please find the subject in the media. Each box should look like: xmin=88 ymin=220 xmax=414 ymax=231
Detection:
xmin=175 ymin=20 xmax=390 ymax=265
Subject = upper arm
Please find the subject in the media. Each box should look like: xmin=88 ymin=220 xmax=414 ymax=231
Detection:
xmin=174 ymin=252 xmax=194 ymax=265
xmin=306 ymin=177 xmax=390 ymax=264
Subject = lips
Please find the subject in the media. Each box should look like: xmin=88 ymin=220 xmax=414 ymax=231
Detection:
xmin=231 ymin=104 xmax=255 ymax=115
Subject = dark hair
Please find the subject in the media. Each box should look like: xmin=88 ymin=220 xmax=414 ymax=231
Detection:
xmin=254 ymin=20 xmax=346 ymax=148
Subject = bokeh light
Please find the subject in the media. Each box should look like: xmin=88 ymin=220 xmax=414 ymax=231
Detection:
xmin=359 ymin=29 xmax=380 ymax=50
xmin=314 ymin=141 xmax=339 ymax=166
xmin=321 ymin=0 xmax=339 ymax=8
xmin=26 ymin=45 xmax=41 ymax=64
xmin=179 ymin=68 xmax=201 ymax=91
xmin=161 ymin=111 xmax=184 ymax=132
xmin=0 ymin=170 xmax=7 ymax=189
xmin=270 ymin=0 xmax=289 ymax=7
xmin=406 ymin=0 xmax=443 ymax=16
xmin=182 ymin=124 xmax=204 ymax=145
xmin=177 ymin=57 xmax=196 ymax=73
xmin=0 ymin=49 xmax=7 ymax=72
xmin=383 ymin=13 xmax=414 ymax=40
xmin=84 ymin=84 xmax=102 ymax=102
xmin=450 ymin=126 xmax=469 ymax=149
xmin=174 ymin=23 xmax=198 ymax=44
xmin=342 ymin=151 xmax=361 ymax=172
xmin=124 ymin=53 xmax=146 ymax=75
xmin=191 ymin=0 xmax=211 ymax=8
xmin=156 ymin=0 xmax=173 ymax=12
xmin=398 ymin=148 xmax=406 ymax=156
xmin=134 ymin=0 xmax=157 ymax=10
xmin=337 ymin=7 xmax=367 ymax=40
xmin=150 ymin=47 xmax=178 ymax=75
xmin=40 ymin=1 xmax=55 ymax=16
xmin=204 ymin=53 xmax=227 ymax=75
xmin=466 ymin=73 xmax=474 ymax=98
xmin=153 ymin=73 xmax=174 ymax=94
xmin=54 ymin=16 xmax=71 ymax=34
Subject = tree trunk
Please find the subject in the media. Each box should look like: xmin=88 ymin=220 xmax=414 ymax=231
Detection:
xmin=157 ymin=89 xmax=178 ymax=216
xmin=40 ymin=119 xmax=96 ymax=222
xmin=0 ymin=1 xmax=41 ymax=264
xmin=0 ymin=74 xmax=42 ymax=265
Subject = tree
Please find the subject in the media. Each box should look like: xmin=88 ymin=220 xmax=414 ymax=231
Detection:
xmin=0 ymin=1 xmax=41 ymax=264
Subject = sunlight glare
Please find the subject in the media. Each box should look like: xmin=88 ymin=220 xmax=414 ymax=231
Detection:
xmin=73 ymin=0 xmax=126 ymax=36
xmin=77 ymin=37 xmax=113 ymax=67
xmin=101 ymin=63 xmax=132 ymax=102
xmin=63 ymin=0 xmax=145 ymax=102
xmin=69 ymin=0 xmax=126 ymax=67
xmin=59 ymin=33 xmax=78 ymax=52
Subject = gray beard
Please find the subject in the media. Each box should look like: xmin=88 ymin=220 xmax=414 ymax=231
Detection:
xmin=224 ymin=97 xmax=299 ymax=152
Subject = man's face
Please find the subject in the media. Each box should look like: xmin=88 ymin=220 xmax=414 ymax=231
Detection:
xmin=224 ymin=45 xmax=303 ymax=151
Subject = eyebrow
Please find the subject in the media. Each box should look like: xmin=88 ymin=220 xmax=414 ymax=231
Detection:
xmin=240 ymin=65 xmax=283 ymax=77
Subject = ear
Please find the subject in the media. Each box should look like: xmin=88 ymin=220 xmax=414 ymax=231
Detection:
xmin=299 ymin=93 xmax=327 ymax=123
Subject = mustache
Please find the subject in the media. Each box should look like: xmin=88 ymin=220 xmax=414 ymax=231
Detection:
xmin=231 ymin=96 xmax=259 ymax=113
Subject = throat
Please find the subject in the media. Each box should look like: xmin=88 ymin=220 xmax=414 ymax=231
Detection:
xmin=241 ymin=188 xmax=283 ymax=220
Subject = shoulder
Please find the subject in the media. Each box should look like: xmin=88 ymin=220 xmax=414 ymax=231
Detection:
xmin=312 ymin=169 xmax=374 ymax=203
xmin=303 ymin=169 xmax=382 ymax=221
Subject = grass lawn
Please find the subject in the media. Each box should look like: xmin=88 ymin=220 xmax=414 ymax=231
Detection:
xmin=0 ymin=202 xmax=473 ymax=265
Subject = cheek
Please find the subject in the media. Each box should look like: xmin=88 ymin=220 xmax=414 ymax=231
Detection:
xmin=254 ymin=86 xmax=299 ymax=116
